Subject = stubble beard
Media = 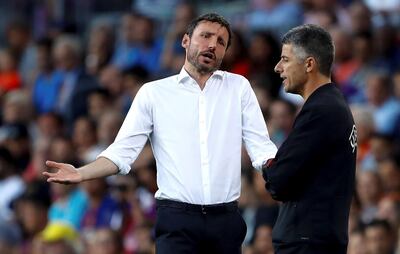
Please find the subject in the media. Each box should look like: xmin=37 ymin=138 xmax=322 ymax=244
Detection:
xmin=187 ymin=46 xmax=222 ymax=75
xmin=284 ymin=82 xmax=297 ymax=95
xmin=284 ymin=80 xmax=304 ymax=96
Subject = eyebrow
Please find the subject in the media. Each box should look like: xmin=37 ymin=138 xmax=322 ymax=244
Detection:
xmin=201 ymin=31 xmax=226 ymax=44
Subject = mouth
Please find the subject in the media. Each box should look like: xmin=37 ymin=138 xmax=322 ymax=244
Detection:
xmin=200 ymin=52 xmax=215 ymax=61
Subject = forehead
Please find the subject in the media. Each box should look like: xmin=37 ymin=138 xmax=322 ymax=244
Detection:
xmin=281 ymin=43 xmax=305 ymax=63
xmin=193 ymin=21 xmax=228 ymax=37
xmin=281 ymin=44 xmax=295 ymax=56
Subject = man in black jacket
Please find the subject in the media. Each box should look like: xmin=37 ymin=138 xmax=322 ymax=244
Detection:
xmin=262 ymin=24 xmax=357 ymax=254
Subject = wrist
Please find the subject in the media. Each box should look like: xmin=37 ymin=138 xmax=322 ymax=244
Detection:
xmin=75 ymin=167 xmax=85 ymax=182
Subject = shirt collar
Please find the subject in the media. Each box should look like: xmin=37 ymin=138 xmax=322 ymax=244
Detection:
xmin=177 ymin=67 xmax=224 ymax=84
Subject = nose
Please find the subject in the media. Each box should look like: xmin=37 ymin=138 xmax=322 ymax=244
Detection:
xmin=208 ymin=38 xmax=217 ymax=50
xmin=274 ymin=61 xmax=282 ymax=74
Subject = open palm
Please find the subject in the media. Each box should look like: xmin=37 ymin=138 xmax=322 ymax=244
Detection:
xmin=43 ymin=160 xmax=83 ymax=184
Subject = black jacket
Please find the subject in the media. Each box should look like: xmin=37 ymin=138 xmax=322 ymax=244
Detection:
xmin=263 ymin=83 xmax=356 ymax=248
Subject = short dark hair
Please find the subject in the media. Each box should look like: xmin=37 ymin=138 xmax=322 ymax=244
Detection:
xmin=282 ymin=24 xmax=334 ymax=77
xmin=185 ymin=13 xmax=232 ymax=48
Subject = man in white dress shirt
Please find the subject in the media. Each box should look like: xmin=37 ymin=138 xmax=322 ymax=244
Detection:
xmin=43 ymin=13 xmax=277 ymax=254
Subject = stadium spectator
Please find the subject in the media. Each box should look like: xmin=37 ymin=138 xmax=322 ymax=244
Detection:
xmin=0 ymin=146 xmax=25 ymax=222
xmin=356 ymin=171 xmax=383 ymax=224
xmin=52 ymin=35 xmax=99 ymax=126
xmin=0 ymin=49 xmax=22 ymax=94
xmin=32 ymin=37 xmax=63 ymax=115
xmin=85 ymin=23 xmax=115 ymax=76
xmin=365 ymin=219 xmax=396 ymax=254
xmin=365 ymin=72 xmax=400 ymax=135
xmin=12 ymin=180 xmax=51 ymax=253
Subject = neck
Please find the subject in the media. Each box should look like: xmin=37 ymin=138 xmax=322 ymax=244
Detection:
xmin=184 ymin=62 xmax=213 ymax=90
xmin=302 ymin=73 xmax=331 ymax=101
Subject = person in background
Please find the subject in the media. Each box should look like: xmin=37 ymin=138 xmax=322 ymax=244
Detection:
xmin=32 ymin=37 xmax=64 ymax=115
xmin=0 ymin=123 xmax=31 ymax=172
xmin=12 ymin=180 xmax=51 ymax=254
xmin=2 ymin=90 xmax=33 ymax=125
xmin=52 ymin=35 xmax=99 ymax=127
xmin=111 ymin=13 xmax=163 ymax=76
xmin=266 ymin=99 xmax=297 ymax=147
xmin=0 ymin=146 xmax=25 ymax=222
xmin=85 ymin=23 xmax=115 ymax=76
xmin=46 ymin=136 xmax=87 ymax=229
xmin=34 ymin=222 xmax=81 ymax=254
xmin=356 ymin=171 xmax=382 ymax=224
xmin=5 ymin=19 xmax=36 ymax=88
xmin=365 ymin=71 xmax=400 ymax=136
xmin=160 ymin=1 xmax=197 ymax=76
xmin=364 ymin=219 xmax=396 ymax=254
xmin=85 ymin=228 xmax=123 ymax=254
xmin=0 ymin=49 xmax=22 ymax=96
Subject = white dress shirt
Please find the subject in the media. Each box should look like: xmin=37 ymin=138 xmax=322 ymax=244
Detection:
xmin=99 ymin=68 xmax=277 ymax=205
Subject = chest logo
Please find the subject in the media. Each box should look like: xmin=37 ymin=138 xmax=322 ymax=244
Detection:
xmin=349 ymin=125 xmax=357 ymax=153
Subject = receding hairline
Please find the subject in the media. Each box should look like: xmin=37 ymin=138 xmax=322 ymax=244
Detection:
xmin=281 ymin=43 xmax=308 ymax=63
xmin=280 ymin=24 xmax=335 ymax=76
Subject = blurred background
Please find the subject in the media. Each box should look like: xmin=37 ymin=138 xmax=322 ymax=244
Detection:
xmin=0 ymin=0 xmax=399 ymax=253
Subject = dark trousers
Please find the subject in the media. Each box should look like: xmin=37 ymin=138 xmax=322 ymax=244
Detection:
xmin=274 ymin=242 xmax=347 ymax=254
xmin=155 ymin=199 xmax=247 ymax=254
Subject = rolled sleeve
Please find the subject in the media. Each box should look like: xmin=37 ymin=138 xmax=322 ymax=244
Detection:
xmin=97 ymin=151 xmax=132 ymax=175
xmin=96 ymin=84 xmax=153 ymax=175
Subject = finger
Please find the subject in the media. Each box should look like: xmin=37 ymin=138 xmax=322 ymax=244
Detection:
xmin=47 ymin=177 xmax=72 ymax=185
xmin=42 ymin=171 xmax=58 ymax=177
xmin=46 ymin=160 xmax=62 ymax=168
xmin=46 ymin=177 xmax=60 ymax=182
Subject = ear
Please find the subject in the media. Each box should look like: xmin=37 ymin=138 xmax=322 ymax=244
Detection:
xmin=305 ymin=57 xmax=316 ymax=73
xmin=182 ymin=34 xmax=190 ymax=49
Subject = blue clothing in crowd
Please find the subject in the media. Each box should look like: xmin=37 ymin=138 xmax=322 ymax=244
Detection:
xmin=373 ymin=97 xmax=400 ymax=135
xmin=32 ymin=71 xmax=64 ymax=114
xmin=112 ymin=39 xmax=163 ymax=74
xmin=48 ymin=188 xmax=88 ymax=229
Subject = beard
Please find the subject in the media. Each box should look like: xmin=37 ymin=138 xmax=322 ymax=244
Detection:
xmin=187 ymin=45 xmax=223 ymax=74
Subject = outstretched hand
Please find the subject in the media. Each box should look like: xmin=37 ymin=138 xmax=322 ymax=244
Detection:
xmin=43 ymin=160 xmax=83 ymax=184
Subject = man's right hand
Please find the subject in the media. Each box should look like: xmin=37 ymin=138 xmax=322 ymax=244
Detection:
xmin=43 ymin=160 xmax=83 ymax=184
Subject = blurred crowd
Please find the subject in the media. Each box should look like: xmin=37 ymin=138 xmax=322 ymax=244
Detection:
xmin=0 ymin=0 xmax=399 ymax=253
